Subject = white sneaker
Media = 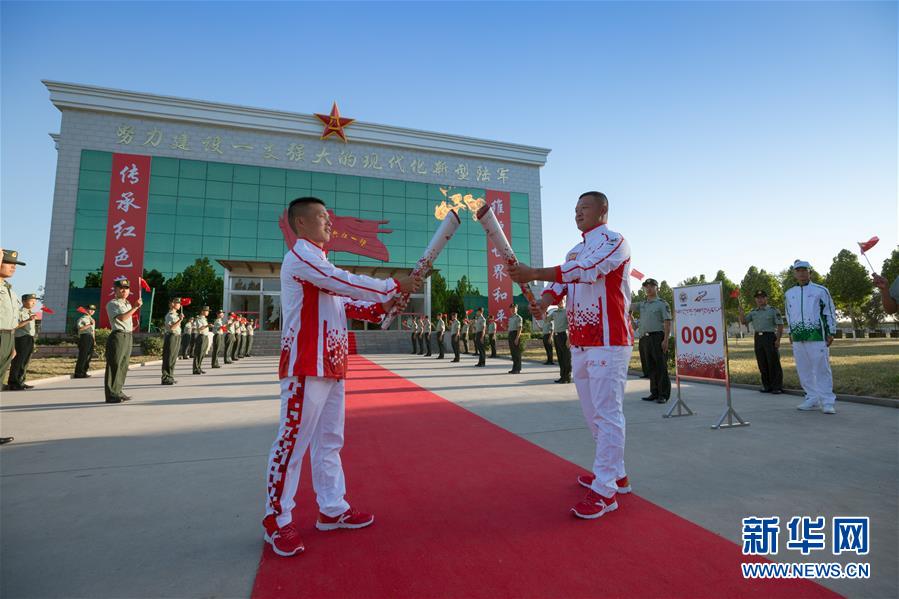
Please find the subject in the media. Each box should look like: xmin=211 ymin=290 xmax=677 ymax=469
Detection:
xmin=797 ymin=398 xmax=821 ymax=411
xmin=822 ymin=405 xmax=836 ymax=414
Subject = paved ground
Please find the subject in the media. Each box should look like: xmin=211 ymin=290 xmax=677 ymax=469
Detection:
xmin=1 ymin=353 xmax=896 ymax=598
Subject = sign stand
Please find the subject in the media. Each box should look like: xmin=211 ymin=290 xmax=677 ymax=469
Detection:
xmin=711 ymin=322 xmax=749 ymax=429
xmin=664 ymin=369 xmax=695 ymax=418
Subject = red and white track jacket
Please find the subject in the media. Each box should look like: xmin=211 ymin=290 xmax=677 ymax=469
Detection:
xmin=543 ymin=224 xmax=633 ymax=347
xmin=279 ymin=238 xmax=399 ymax=380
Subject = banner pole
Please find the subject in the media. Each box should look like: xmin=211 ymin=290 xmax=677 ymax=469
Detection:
xmin=664 ymin=304 xmax=694 ymax=418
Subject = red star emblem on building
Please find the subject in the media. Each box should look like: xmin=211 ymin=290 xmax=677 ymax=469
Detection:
xmin=314 ymin=102 xmax=355 ymax=142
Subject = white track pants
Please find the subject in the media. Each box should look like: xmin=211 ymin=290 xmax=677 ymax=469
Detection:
xmin=572 ymin=345 xmax=631 ymax=499
xmin=792 ymin=341 xmax=836 ymax=408
xmin=265 ymin=376 xmax=350 ymax=527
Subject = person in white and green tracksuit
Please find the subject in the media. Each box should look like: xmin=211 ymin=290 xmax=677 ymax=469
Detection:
xmin=784 ymin=260 xmax=838 ymax=414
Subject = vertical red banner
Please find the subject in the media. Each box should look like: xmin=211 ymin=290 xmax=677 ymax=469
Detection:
xmin=486 ymin=190 xmax=513 ymax=332
xmin=98 ymin=153 xmax=152 ymax=329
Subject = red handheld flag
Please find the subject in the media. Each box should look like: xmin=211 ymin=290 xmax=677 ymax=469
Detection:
xmin=858 ymin=236 xmax=879 ymax=253
xmin=465 ymin=309 xmax=473 ymax=315
xmin=630 ymin=268 xmax=645 ymax=281
xmin=138 ymin=277 xmax=151 ymax=292
xmin=77 ymin=306 xmax=88 ymax=314
xmin=41 ymin=306 xmax=55 ymax=314
xmin=181 ymin=297 xmax=192 ymax=306
xmin=729 ymin=290 xmax=740 ymax=299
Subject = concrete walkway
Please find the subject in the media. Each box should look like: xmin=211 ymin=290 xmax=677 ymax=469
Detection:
xmin=1 ymin=353 xmax=896 ymax=598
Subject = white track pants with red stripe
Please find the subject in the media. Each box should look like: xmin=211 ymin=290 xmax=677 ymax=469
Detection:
xmin=572 ymin=345 xmax=631 ymax=499
xmin=265 ymin=376 xmax=351 ymax=527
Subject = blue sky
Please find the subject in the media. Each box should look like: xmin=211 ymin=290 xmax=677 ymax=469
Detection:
xmin=1 ymin=1 xmax=896 ymax=298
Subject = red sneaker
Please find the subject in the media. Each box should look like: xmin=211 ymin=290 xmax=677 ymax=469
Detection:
xmin=270 ymin=523 xmax=305 ymax=557
xmin=316 ymin=507 xmax=375 ymax=531
xmin=576 ymin=474 xmax=632 ymax=494
xmin=572 ymin=489 xmax=618 ymax=520
xmin=262 ymin=514 xmax=277 ymax=544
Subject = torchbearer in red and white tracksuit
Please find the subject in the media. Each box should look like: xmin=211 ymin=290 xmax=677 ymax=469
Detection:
xmin=263 ymin=197 xmax=420 ymax=557
xmin=510 ymin=191 xmax=634 ymax=520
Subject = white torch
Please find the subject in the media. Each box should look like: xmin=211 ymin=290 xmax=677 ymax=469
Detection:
xmin=476 ymin=205 xmax=539 ymax=306
xmin=381 ymin=209 xmax=462 ymax=329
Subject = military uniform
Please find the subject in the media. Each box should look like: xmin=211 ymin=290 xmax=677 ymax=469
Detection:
xmin=552 ymin=305 xmax=571 ymax=383
xmin=161 ymin=303 xmax=182 ymax=384
xmin=74 ymin=305 xmax=97 ymax=378
xmin=541 ymin=314 xmax=555 ymax=365
xmin=192 ymin=309 xmax=210 ymax=374
xmin=246 ymin=321 xmax=255 ymax=357
xmin=461 ymin=319 xmax=470 ymax=354
xmin=410 ymin=318 xmax=420 ymax=354
xmin=105 ymin=280 xmax=135 ymax=403
xmin=421 ymin=317 xmax=432 ymax=356
xmin=7 ymin=295 xmax=37 ymax=390
xmin=189 ymin=319 xmax=198 ymax=358
xmin=487 ymin=320 xmax=497 ymax=358
xmin=632 ymin=290 xmax=671 ymax=402
xmin=450 ymin=317 xmax=461 ymax=362
xmin=464 ymin=318 xmax=473 ymax=354
xmin=743 ymin=293 xmax=784 ymax=393
xmin=230 ymin=318 xmax=241 ymax=362
xmin=238 ymin=321 xmax=249 ymax=358
xmin=224 ymin=317 xmax=236 ymax=364
xmin=0 ymin=249 xmax=26 ymax=444
xmin=435 ymin=316 xmax=446 ymax=359
xmin=180 ymin=319 xmax=192 ymax=359
xmin=473 ymin=312 xmax=487 ymax=366
xmin=210 ymin=312 xmax=224 ymax=368
xmin=507 ymin=311 xmax=523 ymax=374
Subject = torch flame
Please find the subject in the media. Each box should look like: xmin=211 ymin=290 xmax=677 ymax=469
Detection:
xmin=435 ymin=187 xmax=486 ymax=221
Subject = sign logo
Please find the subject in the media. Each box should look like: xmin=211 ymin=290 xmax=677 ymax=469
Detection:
xmin=694 ymin=290 xmax=709 ymax=302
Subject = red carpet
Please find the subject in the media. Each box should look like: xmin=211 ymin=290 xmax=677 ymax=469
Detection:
xmin=252 ymin=356 xmax=837 ymax=599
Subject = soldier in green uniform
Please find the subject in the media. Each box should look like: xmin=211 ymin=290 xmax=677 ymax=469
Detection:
xmin=238 ymin=319 xmax=249 ymax=358
xmin=473 ymin=307 xmax=487 ymax=367
xmin=461 ymin=316 xmax=470 ymax=354
xmin=189 ymin=317 xmax=198 ymax=359
xmin=105 ymin=278 xmax=141 ymax=403
xmin=464 ymin=315 xmax=474 ymax=354
xmin=507 ymin=303 xmax=523 ymax=374
xmin=0 ymin=248 xmax=26 ymax=443
xmin=180 ymin=317 xmax=192 ymax=359
xmin=434 ymin=313 xmax=446 ymax=359
xmin=161 ymin=297 xmax=182 ymax=385
xmin=210 ymin=309 xmax=225 ymax=368
xmin=247 ymin=319 xmax=256 ymax=357
xmin=73 ymin=304 xmax=97 ymax=378
xmin=421 ymin=315 xmax=432 ymax=356
xmin=449 ymin=313 xmax=461 ymax=362
xmin=487 ymin=317 xmax=497 ymax=358
xmin=540 ymin=311 xmax=555 ymax=365
xmin=738 ymin=290 xmax=784 ymax=394
xmin=7 ymin=293 xmax=38 ymax=390
xmin=192 ymin=306 xmax=210 ymax=375
xmin=230 ymin=316 xmax=241 ymax=362
xmin=224 ymin=314 xmax=236 ymax=364
xmin=552 ymin=296 xmax=571 ymax=384
xmin=630 ymin=279 xmax=671 ymax=403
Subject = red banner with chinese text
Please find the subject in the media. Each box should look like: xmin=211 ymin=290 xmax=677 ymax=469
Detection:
xmin=486 ymin=190 xmax=513 ymax=332
xmin=98 ymin=154 xmax=152 ymax=329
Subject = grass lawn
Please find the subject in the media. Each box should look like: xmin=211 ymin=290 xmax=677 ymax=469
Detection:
xmin=23 ymin=356 xmax=155 ymax=382
xmin=513 ymin=337 xmax=898 ymax=399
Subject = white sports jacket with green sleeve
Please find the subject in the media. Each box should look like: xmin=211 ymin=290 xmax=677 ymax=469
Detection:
xmin=784 ymin=283 xmax=837 ymax=342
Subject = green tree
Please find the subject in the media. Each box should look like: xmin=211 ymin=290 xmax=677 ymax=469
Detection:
xmin=165 ymin=258 xmax=224 ymax=313
xmin=713 ymin=270 xmax=740 ymax=323
xmin=881 ymin=248 xmax=899 ymax=283
xmin=430 ymin=271 xmax=448 ymax=317
xmin=740 ymin=266 xmax=784 ymax=309
xmin=826 ymin=249 xmax=873 ymax=329
xmin=84 ymin=266 xmax=103 ymax=288
xmin=679 ymin=274 xmax=707 ymax=286
xmin=658 ymin=280 xmax=674 ymax=307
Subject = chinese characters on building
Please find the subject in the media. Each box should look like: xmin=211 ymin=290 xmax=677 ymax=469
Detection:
xmin=115 ymin=124 xmax=513 ymax=184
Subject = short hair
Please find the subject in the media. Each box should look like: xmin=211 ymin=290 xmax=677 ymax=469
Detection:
xmin=288 ymin=197 xmax=326 ymax=233
xmin=579 ymin=191 xmax=608 ymax=209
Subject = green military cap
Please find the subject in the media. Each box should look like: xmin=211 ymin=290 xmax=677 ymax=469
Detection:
xmin=87 ymin=304 xmax=97 ymax=310
xmin=754 ymin=290 xmax=768 ymax=298
xmin=217 ymin=309 xmax=224 ymax=314
xmin=170 ymin=297 xmax=182 ymax=303
xmin=21 ymin=294 xmax=36 ymax=301
xmin=2 ymin=249 xmax=26 ymax=265
xmin=114 ymin=278 xmax=130 ymax=288
xmin=201 ymin=306 xmax=210 ymax=311
xmin=642 ymin=278 xmax=659 ymax=287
